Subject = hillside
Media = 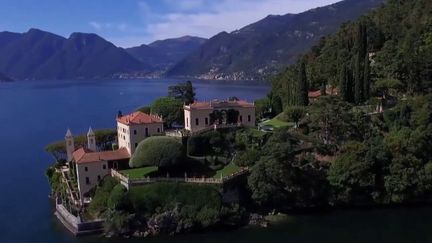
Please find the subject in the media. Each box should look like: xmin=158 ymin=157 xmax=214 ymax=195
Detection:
xmin=127 ymin=36 xmax=207 ymax=72
xmin=167 ymin=0 xmax=386 ymax=80
xmin=0 ymin=29 xmax=149 ymax=80
xmin=271 ymin=0 xmax=432 ymax=109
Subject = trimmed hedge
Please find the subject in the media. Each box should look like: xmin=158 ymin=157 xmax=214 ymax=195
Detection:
xmin=130 ymin=136 xmax=184 ymax=168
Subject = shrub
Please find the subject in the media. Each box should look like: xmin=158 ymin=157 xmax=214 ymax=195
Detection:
xmin=89 ymin=177 xmax=119 ymax=217
xmin=234 ymin=149 xmax=261 ymax=167
xmin=284 ymin=106 xmax=306 ymax=127
xmin=128 ymin=183 xmax=222 ymax=227
xmin=187 ymin=135 xmax=210 ymax=156
xmin=108 ymin=184 xmax=129 ymax=210
xmin=130 ymin=137 xmax=184 ymax=168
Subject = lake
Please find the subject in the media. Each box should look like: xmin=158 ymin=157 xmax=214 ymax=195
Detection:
xmin=0 ymin=79 xmax=431 ymax=243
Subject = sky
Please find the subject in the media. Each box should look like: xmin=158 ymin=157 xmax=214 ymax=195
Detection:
xmin=0 ymin=0 xmax=340 ymax=48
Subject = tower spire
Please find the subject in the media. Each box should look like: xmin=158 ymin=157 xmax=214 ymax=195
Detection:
xmin=65 ymin=129 xmax=75 ymax=161
xmin=87 ymin=127 xmax=97 ymax=151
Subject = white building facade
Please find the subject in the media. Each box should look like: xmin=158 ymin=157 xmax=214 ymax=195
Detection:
xmin=117 ymin=111 xmax=164 ymax=155
xmin=65 ymin=111 xmax=164 ymax=205
xmin=65 ymin=129 xmax=130 ymax=204
xmin=184 ymin=99 xmax=256 ymax=133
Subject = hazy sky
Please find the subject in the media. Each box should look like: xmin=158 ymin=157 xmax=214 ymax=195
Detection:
xmin=0 ymin=0 xmax=339 ymax=47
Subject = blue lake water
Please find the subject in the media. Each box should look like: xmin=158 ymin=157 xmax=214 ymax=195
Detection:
xmin=1 ymin=79 xmax=432 ymax=243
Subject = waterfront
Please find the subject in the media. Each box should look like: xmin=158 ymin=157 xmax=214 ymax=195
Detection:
xmin=0 ymin=79 xmax=431 ymax=243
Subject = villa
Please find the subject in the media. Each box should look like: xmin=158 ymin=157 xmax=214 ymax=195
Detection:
xmin=64 ymin=101 xmax=255 ymax=204
xmin=184 ymin=99 xmax=256 ymax=133
xmin=65 ymin=111 xmax=163 ymax=204
xmin=116 ymin=111 xmax=164 ymax=154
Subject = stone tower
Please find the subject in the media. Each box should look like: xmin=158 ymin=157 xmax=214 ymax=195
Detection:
xmin=65 ymin=129 xmax=75 ymax=161
xmin=87 ymin=127 xmax=97 ymax=151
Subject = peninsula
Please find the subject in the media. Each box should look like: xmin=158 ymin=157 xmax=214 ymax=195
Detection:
xmin=44 ymin=0 xmax=432 ymax=239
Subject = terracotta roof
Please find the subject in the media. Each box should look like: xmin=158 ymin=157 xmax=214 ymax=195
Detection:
xmin=186 ymin=100 xmax=255 ymax=110
xmin=117 ymin=111 xmax=163 ymax=125
xmin=72 ymin=147 xmax=130 ymax=164
xmin=308 ymin=87 xmax=339 ymax=99
xmin=308 ymin=90 xmax=322 ymax=99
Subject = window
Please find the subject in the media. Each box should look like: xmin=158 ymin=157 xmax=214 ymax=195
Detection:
xmin=145 ymin=128 xmax=149 ymax=137
xmin=248 ymin=115 xmax=251 ymax=122
xmin=205 ymin=118 xmax=209 ymax=125
xmin=102 ymin=164 xmax=106 ymax=170
xmin=240 ymin=116 xmax=243 ymax=122
xmin=85 ymin=177 xmax=90 ymax=185
xmin=134 ymin=130 xmax=137 ymax=135
xmin=195 ymin=118 xmax=199 ymax=126
xmin=186 ymin=118 xmax=189 ymax=128
xmin=84 ymin=167 xmax=88 ymax=172
xmin=68 ymin=141 xmax=72 ymax=146
xmin=135 ymin=143 xmax=138 ymax=148
xmin=157 ymin=128 xmax=160 ymax=133
xmin=97 ymin=175 xmax=101 ymax=181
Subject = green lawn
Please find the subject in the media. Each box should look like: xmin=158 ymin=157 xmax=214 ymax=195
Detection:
xmin=263 ymin=117 xmax=294 ymax=128
xmin=121 ymin=166 xmax=158 ymax=179
xmin=244 ymin=127 xmax=266 ymax=137
xmin=213 ymin=163 xmax=241 ymax=179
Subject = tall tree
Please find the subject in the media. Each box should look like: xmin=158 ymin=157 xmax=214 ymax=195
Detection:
xmin=340 ymin=63 xmax=349 ymax=102
xmin=151 ymin=97 xmax=183 ymax=127
xmin=354 ymin=23 xmax=369 ymax=104
xmin=363 ymin=54 xmax=371 ymax=101
xmin=168 ymin=80 xmax=196 ymax=105
xmin=298 ymin=62 xmax=309 ymax=106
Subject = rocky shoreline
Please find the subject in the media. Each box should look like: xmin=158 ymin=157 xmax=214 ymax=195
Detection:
xmin=105 ymin=211 xmax=280 ymax=239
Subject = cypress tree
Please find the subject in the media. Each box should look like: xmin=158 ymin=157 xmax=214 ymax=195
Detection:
xmin=340 ymin=63 xmax=349 ymax=102
xmin=346 ymin=65 xmax=354 ymax=103
xmin=363 ymin=54 xmax=370 ymax=101
xmin=354 ymin=23 xmax=367 ymax=104
xmin=354 ymin=54 xmax=363 ymax=104
xmin=298 ymin=62 xmax=309 ymax=106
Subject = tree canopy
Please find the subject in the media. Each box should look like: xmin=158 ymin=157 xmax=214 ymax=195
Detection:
xmin=271 ymin=0 xmax=432 ymax=109
xmin=168 ymin=80 xmax=196 ymax=105
xmin=151 ymin=97 xmax=183 ymax=127
xmin=45 ymin=129 xmax=117 ymax=161
xmin=130 ymin=136 xmax=185 ymax=168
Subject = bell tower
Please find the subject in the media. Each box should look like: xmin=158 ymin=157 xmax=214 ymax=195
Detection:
xmin=87 ymin=127 xmax=97 ymax=151
xmin=65 ymin=129 xmax=75 ymax=161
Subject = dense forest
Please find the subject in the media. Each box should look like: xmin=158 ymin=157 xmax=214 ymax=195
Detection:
xmin=271 ymin=0 xmax=431 ymax=108
xmin=252 ymin=0 xmax=432 ymax=209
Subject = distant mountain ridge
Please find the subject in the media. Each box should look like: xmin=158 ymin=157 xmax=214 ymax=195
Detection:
xmin=0 ymin=29 xmax=147 ymax=80
xmin=0 ymin=0 xmax=386 ymax=81
xmin=167 ymin=0 xmax=386 ymax=80
xmin=0 ymin=29 xmax=205 ymax=80
xmin=126 ymin=36 xmax=207 ymax=72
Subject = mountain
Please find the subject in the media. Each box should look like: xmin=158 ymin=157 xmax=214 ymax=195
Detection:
xmin=167 ymin=0 xmax=386 ymax=80
xmin=0 ymin=29 xmax=149 ymax=80
xmin=0 ymin=72 xmax=12 ymax=82
xmin=271 ymin=0 xmax=432 ymax=107
xmin=126 ymin=36 xmax=207 ymax=72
